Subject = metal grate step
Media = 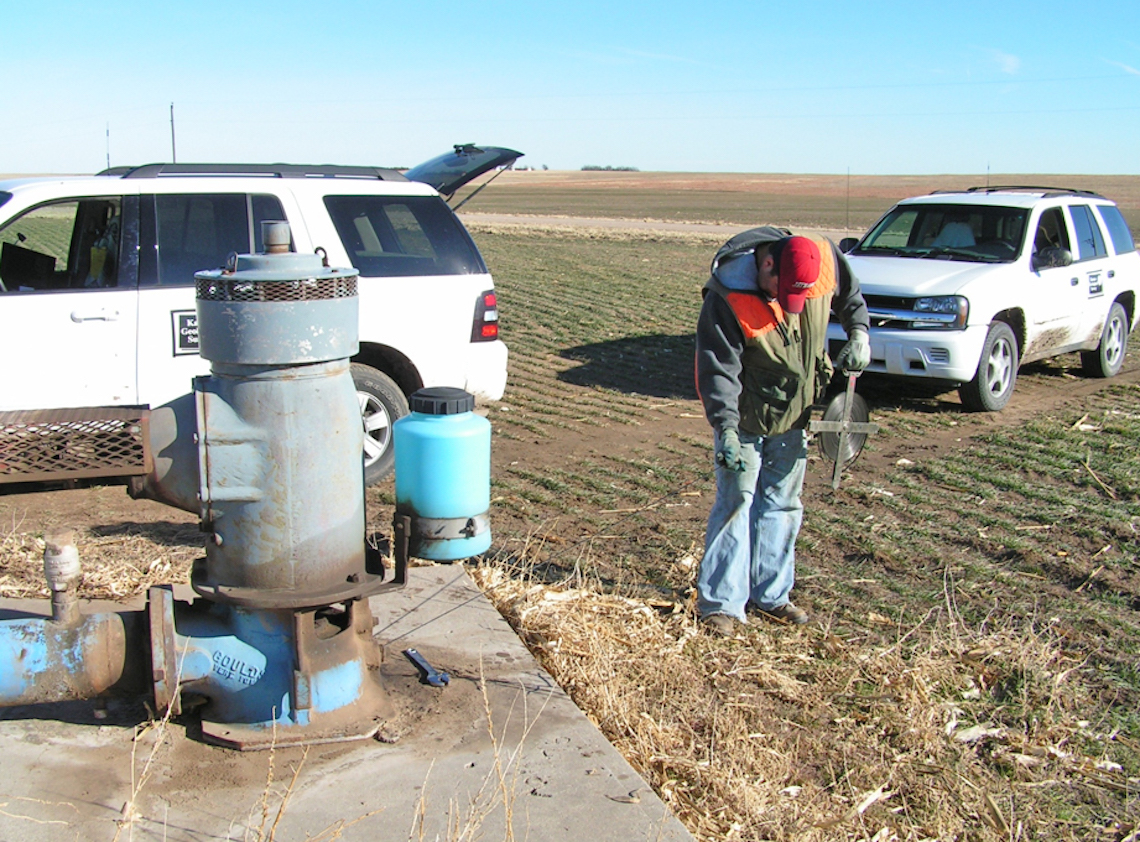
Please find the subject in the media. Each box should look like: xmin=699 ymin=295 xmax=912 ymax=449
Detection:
xmin=0 ymin=408 xmax=150 ymax=484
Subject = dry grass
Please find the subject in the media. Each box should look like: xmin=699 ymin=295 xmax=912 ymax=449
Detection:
xmin=0 ymin=524 xmax=198 ymax=601
xmin=471 ymin=556 xmax=1137 ymax=842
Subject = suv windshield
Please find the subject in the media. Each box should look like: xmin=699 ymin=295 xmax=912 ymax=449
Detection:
xmin=324 ymin=195 xmax=486 ymax=277
xmin=856 ymin=203 xmax=1028 ymax=263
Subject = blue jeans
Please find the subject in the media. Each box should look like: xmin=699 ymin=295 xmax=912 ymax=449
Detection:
xmin=697 ymin=428 xmax=808 ymax=620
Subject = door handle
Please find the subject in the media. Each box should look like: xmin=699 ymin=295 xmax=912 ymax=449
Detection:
xmin=70 ymin=309 xmax=120 ymax=322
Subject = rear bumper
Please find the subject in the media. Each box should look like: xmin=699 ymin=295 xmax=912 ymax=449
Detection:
xmin=459 ymin=340 xmax=509 ymax=401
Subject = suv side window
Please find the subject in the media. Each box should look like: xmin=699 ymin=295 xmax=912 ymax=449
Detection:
xmin=324 ymin=195 xmax=486 ymax=277
xmin=1095 ymin=205 xmax=1136 ymax=255
xmin=1033 ymin=207 xmax=1071 ymax=254
xmin=0 ymin=197 xmax=123 ymax=292
xmin=139 ymin=193 xmax=288 ymax=286
xmin=1068 ymin=205 xmax=1108 ymax=262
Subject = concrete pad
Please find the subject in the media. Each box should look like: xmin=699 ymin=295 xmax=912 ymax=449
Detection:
xmin=0 ymin=566 xmax=693 ymax=841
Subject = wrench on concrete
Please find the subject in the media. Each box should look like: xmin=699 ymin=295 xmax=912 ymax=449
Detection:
xmin=403 ymin=648 xmax=450 ymax=687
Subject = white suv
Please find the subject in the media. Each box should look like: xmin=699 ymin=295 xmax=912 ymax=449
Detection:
xmin=0 ymin=147 xmax=517 ymax=483
xmin=829 ymin=187 xmax=1140 ymax=410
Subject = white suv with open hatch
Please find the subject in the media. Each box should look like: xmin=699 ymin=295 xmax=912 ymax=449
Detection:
xmin=0 ymin=146 xmax=518 ymax=484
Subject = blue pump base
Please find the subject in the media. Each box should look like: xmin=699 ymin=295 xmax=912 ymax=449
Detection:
xmin=0 ymin=518 xmax=414 ymax=751
xmin=148 ymin=585 xmax=393 ymax=751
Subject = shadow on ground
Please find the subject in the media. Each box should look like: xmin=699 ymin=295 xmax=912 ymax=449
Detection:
xmin=845 ymin=372 xmax=963 ymax=415
xmin=555 ymin=336 xmax=1095 ymax=419
xmin=89 ymin=521 xmax=202 ymax=547
xmin=848 ymin=357 xmax=1082 ymax=415
xmin=558 ymin=333 xmax=697 ymax=399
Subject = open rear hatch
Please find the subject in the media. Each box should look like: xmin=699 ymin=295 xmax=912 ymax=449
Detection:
xmin=405 ymin=144 xmax=523 ymax=208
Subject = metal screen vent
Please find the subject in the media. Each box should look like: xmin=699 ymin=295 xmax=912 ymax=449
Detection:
xmin=196 ymin=276 xmax=358 ymax=302
xmin=928 ymin=348 xmax=950 ymax=363
xmin=0 ymin=408 xmax=150 ymax=484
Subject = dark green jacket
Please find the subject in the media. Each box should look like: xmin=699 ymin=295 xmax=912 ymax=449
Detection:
xmin=695 ymin=227 xmax=869 ymax=436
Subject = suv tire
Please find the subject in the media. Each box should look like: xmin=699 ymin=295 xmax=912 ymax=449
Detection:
xmin=351 ymin=363 xmax=409 ymax=485
xmin=959 ymin=322 xmax=1018 ymax=412
xmin=1080 ymin=301 xmax=1128 ymax=378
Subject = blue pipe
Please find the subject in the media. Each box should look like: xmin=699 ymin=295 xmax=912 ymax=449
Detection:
xmin=0 ymin=596 xmax=375 ymax=735
xmin=0 ymin=611 xmax=145 ymax=706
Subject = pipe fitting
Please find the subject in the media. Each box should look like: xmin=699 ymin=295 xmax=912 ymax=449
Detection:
xmin=43 ymin=528 xmax=81 ymax=626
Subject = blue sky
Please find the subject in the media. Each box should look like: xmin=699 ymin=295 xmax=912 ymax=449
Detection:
xmin=4 ymin=0 xmax=1138 ymax=175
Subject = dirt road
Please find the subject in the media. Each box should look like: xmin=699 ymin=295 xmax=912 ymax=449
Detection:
xmin=460 ymin=211 xmax=855 ymax=242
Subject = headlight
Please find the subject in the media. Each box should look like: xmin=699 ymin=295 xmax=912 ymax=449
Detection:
xmin=912 ymin=296 xmax=968 ymax=328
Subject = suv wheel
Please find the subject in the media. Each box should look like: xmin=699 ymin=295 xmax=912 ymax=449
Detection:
xmin=959 ymin=322 xmax=1018 ymax=412
xmin=1080 ymin=301 xmax=1128 ymax=378
xmin=351 ymin=363 xmax=409 ymax=485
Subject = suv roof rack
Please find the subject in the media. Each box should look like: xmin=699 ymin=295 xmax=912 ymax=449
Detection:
xmin=930 ymin=185 xmax=1105 ymax=199
xmin=96 ymin=163 xmax=409 ymax=181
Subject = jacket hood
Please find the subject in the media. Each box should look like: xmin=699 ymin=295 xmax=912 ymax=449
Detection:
xmin=710 ymin=226 xmax=792 ymax=274
xmin=706 ymin=225 xmax=794 ymax=295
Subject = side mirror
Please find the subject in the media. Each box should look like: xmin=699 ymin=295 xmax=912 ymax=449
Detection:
xmin=838 ymin=237 xmax=859 ymax=254
xmin=1032 ymin=247 xmax=1073 ymax=271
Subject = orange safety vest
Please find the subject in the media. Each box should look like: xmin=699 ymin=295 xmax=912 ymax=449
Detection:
xmin=704 ymin=234 xmax=837 ymax=435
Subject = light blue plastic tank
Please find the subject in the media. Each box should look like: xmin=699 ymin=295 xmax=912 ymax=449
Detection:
xmin=393 ymin=387 xmax=492 ymax=560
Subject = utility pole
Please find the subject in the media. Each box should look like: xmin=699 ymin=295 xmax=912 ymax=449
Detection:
xmin=170 ymin=103 xmax=177 ymax=163
xmin=845 ymin=167 xmax=850 ymax=232
xmin=106 ymin=123 xmax=110 ymax=170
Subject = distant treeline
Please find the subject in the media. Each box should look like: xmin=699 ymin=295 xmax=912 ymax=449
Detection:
xmin=581 ymin=165 xmax=640 ymax=172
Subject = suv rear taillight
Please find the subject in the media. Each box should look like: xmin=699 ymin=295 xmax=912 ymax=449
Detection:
xmin=471 ymin=290 xmax=499 ymax=342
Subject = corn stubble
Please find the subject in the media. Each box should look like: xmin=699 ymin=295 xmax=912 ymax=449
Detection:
xmin=472 ymin=228 xmax=1140 ymax=841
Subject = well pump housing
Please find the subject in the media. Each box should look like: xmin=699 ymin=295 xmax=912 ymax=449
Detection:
xmin=0 ymin=224 xmax=412 ymax=748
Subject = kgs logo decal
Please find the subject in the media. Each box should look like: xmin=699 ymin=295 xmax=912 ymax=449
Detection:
xmin=1088 ymin=272 xmax=1104 ymax=298
xmin=172 ymin=310 xmax=199 ymax=356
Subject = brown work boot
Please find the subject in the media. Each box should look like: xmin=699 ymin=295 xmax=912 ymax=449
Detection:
xmin=700 ymin=613 xmax=743 ymax=637
xmin=755 ymin=602 xmax=809 ymax=626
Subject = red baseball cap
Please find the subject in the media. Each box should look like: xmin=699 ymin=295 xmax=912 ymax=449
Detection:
xmin=776 ymin=236 xmax=821 ymax=314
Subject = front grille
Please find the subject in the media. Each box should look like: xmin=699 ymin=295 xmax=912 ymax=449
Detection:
xmin=197 ymin=276 xmax=358 ymax=302
xmin=863 ymin=294 xmax=916 ymax=311
xmin=0 ymin=408 xmax=150 ymax=484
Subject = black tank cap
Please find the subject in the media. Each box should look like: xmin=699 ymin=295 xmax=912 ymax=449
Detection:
xmin=410 ymin=387 xmax=475 ymax=415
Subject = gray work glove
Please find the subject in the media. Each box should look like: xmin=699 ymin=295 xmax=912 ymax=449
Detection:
xmin=715 ymin=428 xmax=746 ymax=472
xmin=834 ymin=327 xmax=871 ymax=373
